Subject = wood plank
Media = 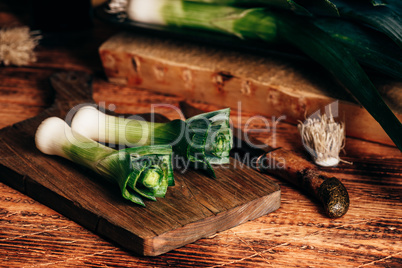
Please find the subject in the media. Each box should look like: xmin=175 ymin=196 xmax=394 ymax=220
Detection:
xmin=0 ymin=71 xmax=280 ymax=256
xmin=99 ymin=32 xmax=402 ymax=147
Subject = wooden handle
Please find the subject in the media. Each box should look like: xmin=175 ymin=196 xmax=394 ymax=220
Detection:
xmin=257 ymin=148 xmax=349 ymax=218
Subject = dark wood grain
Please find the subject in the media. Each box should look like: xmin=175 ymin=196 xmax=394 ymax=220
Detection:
xmin=0 ymin=2 xmax=401 ymax=267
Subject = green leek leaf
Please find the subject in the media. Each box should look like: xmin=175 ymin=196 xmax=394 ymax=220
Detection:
xmin=176 ymin=108 xmax=233 ymax=178
xmin=296 ymin=0 xmax=339 ymax=16
xmin=331 ymin=0 xmax=402 ymax=48
xmin=96 ymin=145 xmax=174 ymax=203
xmin=370 ymin=0 xmax=388 ymax=6
xmin=315 ymin=18 xmax=402 ymax=79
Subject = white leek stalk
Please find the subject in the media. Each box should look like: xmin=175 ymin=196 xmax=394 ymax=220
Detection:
xmin=71 ymin=106 xmax=232 ymax=178
xmin=35 ymin=117 xmax=174 ymax=206
xmin=126 ymin=0 xmax=277 ymax=40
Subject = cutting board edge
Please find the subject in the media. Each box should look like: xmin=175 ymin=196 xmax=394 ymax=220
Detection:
xmin=0 ymin=162 xmax=101 ymax=231
xmin=143 ymin=189 xmax=281 ymax=256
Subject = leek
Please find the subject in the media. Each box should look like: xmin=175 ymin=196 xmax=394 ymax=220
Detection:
xmin=178 ymin=107 xmax=233 ymax=177
xmin=35 ymin=117 xmax=174 ymax=206
xmin=330 ymin=0 xmax=402 ymax=48
xmin=181 ymin=0 xmax=402 ymax=78
xmin=183 ymin=0 xmax=312 ymax=15
xmin=111 ymin=0 xmax=402 ymax=151
xmin=315 ymin=18 xmax=402 ymax=80
xmin=183 ymin=0 xmax=402 ymax=48
xmin=71 ymin=106 xmax=232 ymax=178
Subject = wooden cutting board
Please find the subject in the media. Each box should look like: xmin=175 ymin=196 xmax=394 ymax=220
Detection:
xmin=0 ymin=72 xmax=280 ymax=256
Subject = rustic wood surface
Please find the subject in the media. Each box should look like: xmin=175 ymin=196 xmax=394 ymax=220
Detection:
xmin=0 ymin=70 xmax=280 ymax=256
xmin=1 ymin=1 xmax=401 ymax=267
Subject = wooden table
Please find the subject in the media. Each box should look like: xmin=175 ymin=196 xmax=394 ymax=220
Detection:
xmin=1 ymin=2 xmax=401 ymax=267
